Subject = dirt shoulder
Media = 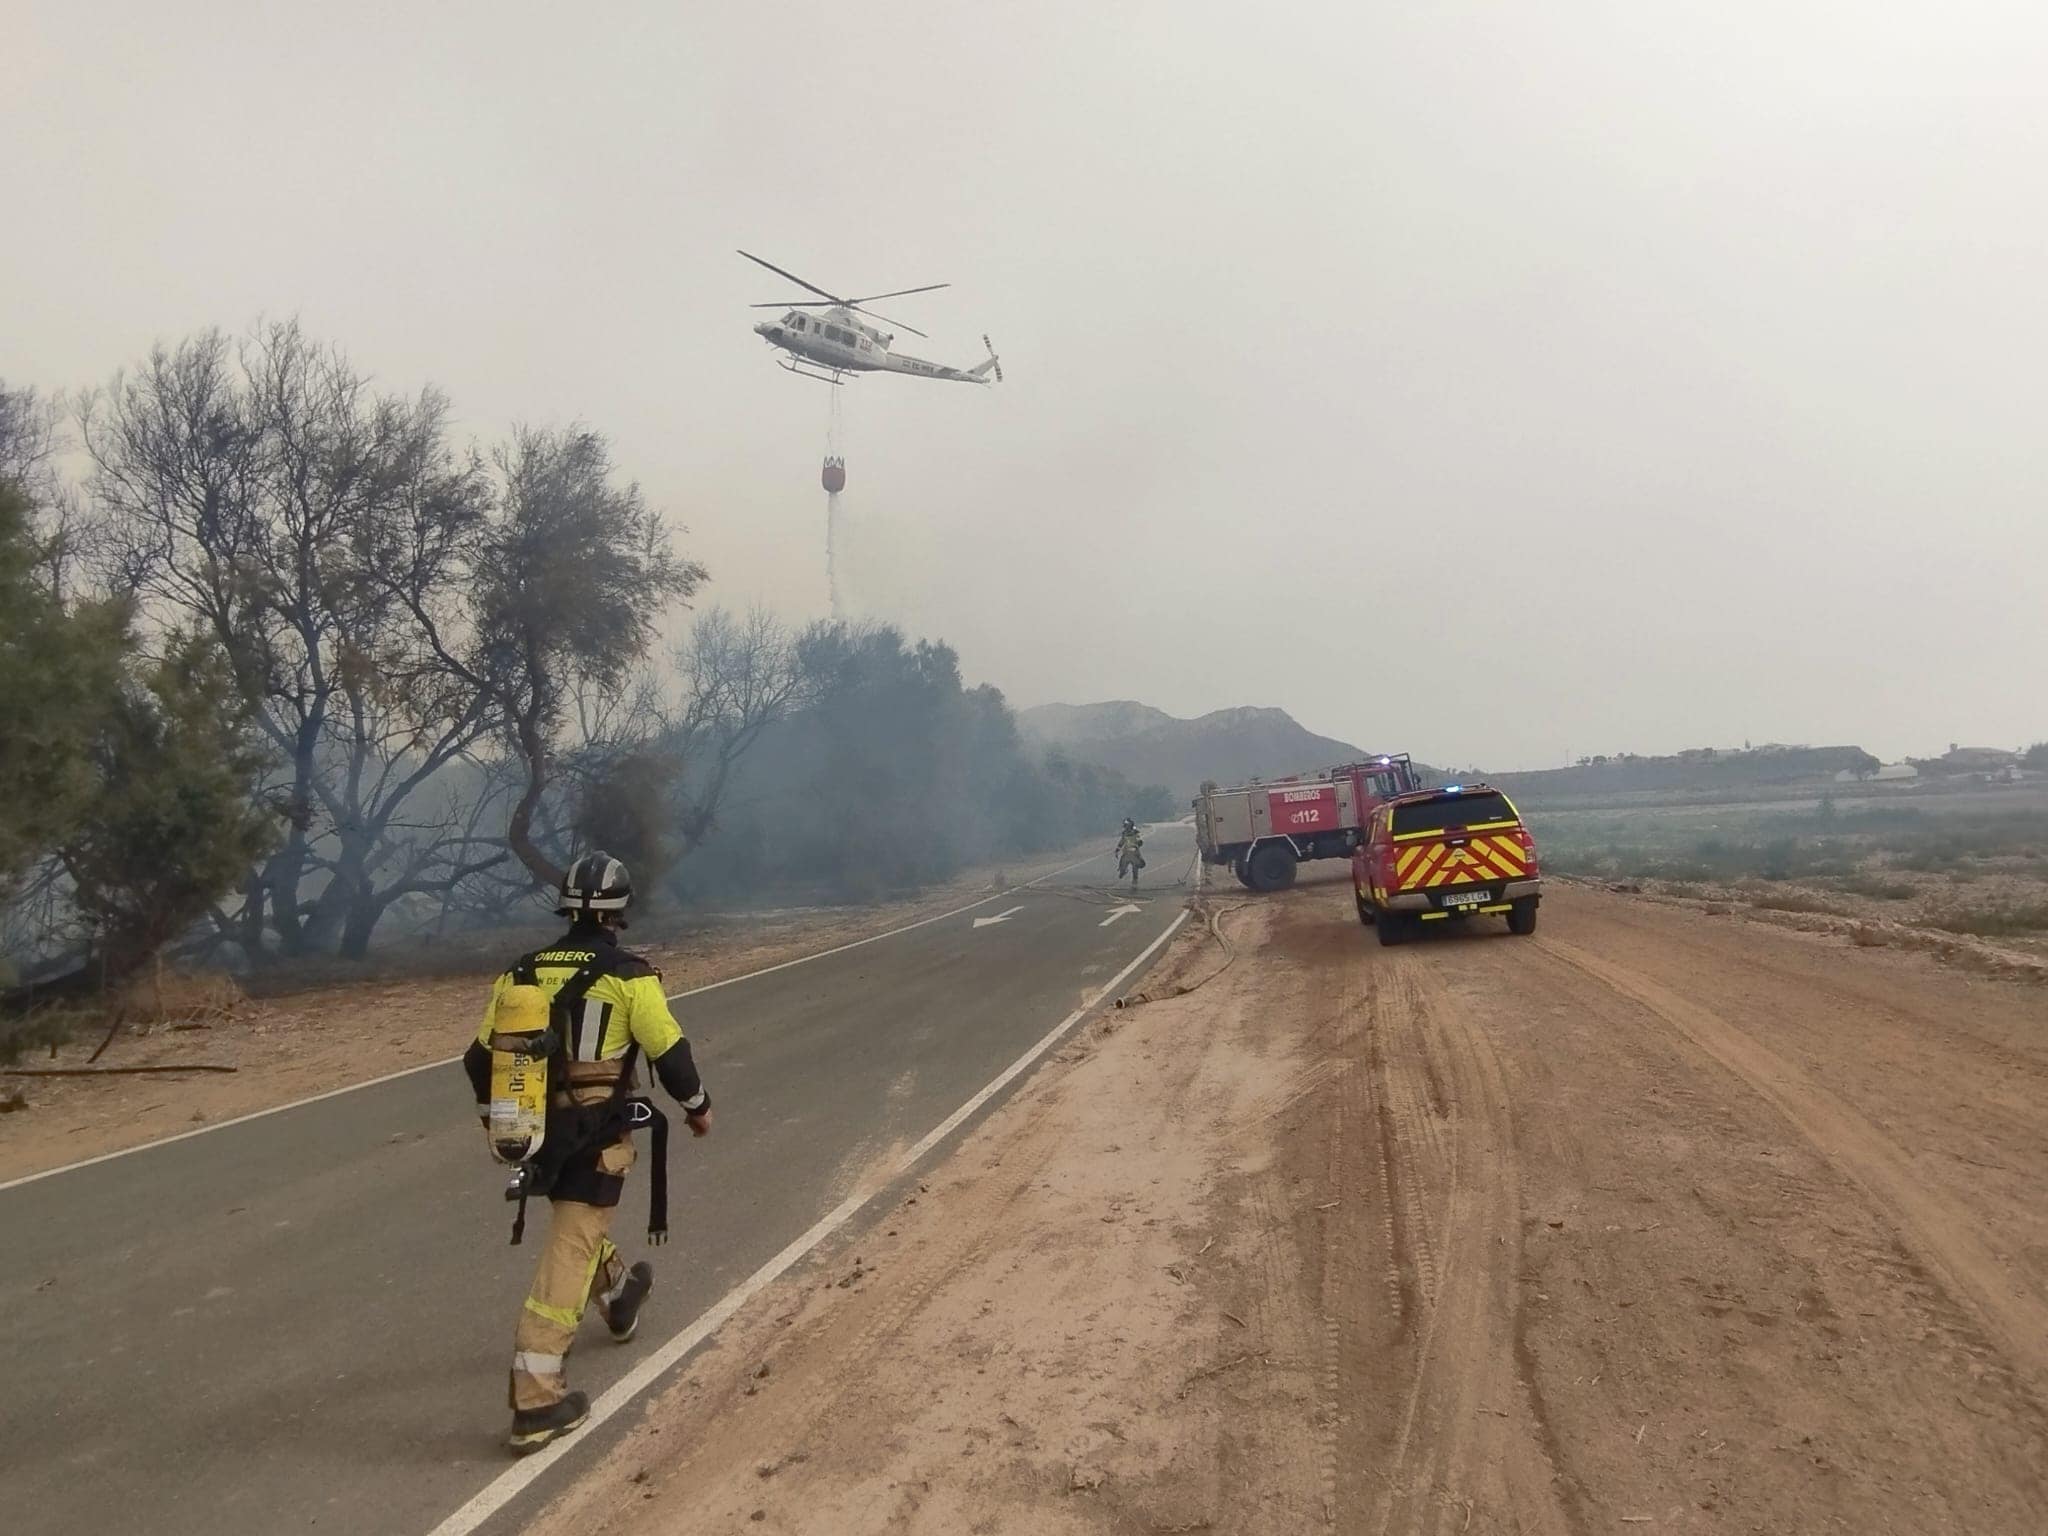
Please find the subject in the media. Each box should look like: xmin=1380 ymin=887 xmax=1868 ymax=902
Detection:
xmin=527 ymin=877 xmax=2048 ymax=1535
xmin=0 ymin=847 xmax=1106 ymax=1184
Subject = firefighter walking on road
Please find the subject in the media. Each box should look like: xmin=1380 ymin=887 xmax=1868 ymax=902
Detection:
xmin=1115 ymin=818 xmax=1146 ymax=888
xmin=463 ymin=853 xmax=713 ymax=1455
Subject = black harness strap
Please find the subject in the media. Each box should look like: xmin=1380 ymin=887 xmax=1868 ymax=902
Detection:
xmin=499 ymin=956 xmax=672 ymax=1247
xmin=611 ymin=1042 xmax=671 ymax=1243
xmin=639 ymin=1099 xmax=670 ymax=1245
xmin=503 ymin=958 xmax=604 ymax=1246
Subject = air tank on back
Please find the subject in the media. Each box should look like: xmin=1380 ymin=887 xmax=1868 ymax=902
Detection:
xmin=822 ymin=455 xmax=846 ymax=493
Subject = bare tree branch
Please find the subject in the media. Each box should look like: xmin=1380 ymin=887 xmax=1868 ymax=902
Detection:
xmin=79 ymin=322 xmax=503 ymax=958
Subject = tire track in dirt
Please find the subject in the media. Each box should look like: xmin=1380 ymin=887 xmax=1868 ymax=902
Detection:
xmin=1364 ymin=951 xmax=1577 ymax=1536
xmin=1210 ymin=909 xmax=1333 ymax=1535
xmin=1237 ymin=899 xmax=1373 ymax=1532
xmin=1537 ymin=935 xmax=2048 ymax=1396
xmin=1315 ymin=1044 xmax=1366 ymax=1528
xmin=1479 ymin=922 xmax=2046 ymax=1529
xmin=1575 ymin=895 xmax=2048 ymax=1087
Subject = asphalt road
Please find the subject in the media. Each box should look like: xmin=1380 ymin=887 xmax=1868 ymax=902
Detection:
xmin=1 ymin=829 xmax=1194 ymax=1536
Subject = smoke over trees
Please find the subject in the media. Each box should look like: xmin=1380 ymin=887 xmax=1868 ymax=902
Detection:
xmin=1 ymin=325 xmax=1168 ymax=1007
xmin=389 ymin=422 xmax=709 ymax=894
xmin=669 ymin=624 xmax=1171 ymax=904
xmin=538 ymin=614 xmax=1172 ymax=911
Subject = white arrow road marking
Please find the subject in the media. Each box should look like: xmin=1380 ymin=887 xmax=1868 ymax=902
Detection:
xmin=1099 ymin=903 xmax=1142 ymax=927
xmin=972 ymin=906 xmax=1026 ymax=929
xmin=3 ymin=850 xmax=1112 ymax=1194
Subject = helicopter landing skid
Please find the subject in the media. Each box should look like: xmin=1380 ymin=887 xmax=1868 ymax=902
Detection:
xmin=777 ymin=358 xmax=847 ymax=385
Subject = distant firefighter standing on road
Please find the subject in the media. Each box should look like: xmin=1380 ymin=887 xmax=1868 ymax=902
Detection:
xmin=1115 ymin=819 xmax=1146 ymax=887
xmin=464 ymin=852 xmax=714 ymax=1455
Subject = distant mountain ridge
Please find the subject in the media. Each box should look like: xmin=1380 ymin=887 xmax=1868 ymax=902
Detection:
xmin=1475 ymin=744 xmax=1884 ymax=805
xmin=1019 ymin=700 xmax=1369 ymax=802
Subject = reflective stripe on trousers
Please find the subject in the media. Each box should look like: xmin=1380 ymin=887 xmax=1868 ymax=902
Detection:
xmin=509 ymin=1199 xmax=626 ymax=1411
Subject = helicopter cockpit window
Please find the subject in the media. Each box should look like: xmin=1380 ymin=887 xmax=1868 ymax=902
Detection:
xmin=791 ymin=316 xmax=807 ymax=332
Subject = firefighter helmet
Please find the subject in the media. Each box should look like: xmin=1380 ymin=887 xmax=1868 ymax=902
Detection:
xmin=558 ymin=852 xmax=633 ymax=916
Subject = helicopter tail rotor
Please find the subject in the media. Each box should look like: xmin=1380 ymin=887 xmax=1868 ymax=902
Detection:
xmin=979 ymin=335 xmax=1004 ymax=384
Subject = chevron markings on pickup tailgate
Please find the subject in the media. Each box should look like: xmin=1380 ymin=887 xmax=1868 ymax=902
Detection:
xmin=1395 ymin=832 xmax=1528 ymax=890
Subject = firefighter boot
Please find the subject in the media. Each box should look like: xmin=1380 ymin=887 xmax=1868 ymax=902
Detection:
xmin=508 ymin=1390 xmax=589 ymax=1455
xmin=605 ymin=1261 xmax=655 ymax=1343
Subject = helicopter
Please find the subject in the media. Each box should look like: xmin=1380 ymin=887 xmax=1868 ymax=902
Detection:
xmin=740 ymin=250 xmax=1003 ymax=387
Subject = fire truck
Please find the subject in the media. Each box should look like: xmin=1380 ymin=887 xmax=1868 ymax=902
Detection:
xmin=1193 ymin=755 xmax=1421 ymax=891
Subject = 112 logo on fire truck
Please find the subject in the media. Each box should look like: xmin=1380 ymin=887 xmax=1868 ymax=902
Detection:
xmin=1267 ymin=784 xmax=1339 ymax=831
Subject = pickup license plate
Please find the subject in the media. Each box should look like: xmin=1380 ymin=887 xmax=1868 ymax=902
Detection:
xmin=1440 ymin=889 xmax=1492 ymax=909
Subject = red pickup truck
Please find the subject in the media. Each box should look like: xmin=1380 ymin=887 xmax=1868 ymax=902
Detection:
xmin=1352 ymin=784 xmax=1543 ymax=945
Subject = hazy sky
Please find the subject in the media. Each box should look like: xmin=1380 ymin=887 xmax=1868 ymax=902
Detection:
xmin=7 ymin=1 xmax=2045 ymax=767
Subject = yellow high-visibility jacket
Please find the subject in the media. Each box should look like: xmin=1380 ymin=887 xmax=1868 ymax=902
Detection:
xmin=463 ymin=926 xmax=707 ymax=1114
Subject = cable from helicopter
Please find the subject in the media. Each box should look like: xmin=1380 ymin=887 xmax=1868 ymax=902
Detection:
xmin=823 ymin=386 xmax=846 ymax=620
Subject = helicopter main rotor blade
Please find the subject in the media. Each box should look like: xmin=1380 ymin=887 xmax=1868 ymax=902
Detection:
xmin=749 ymin=299 xmax=928 ymax=338
xmin=850 ymin=306 xmax=927 ymax=338
xmin=736 ymin=250 xmax=844 ymax=305
xmin=846 ymin=283 xmax=951 ymax=304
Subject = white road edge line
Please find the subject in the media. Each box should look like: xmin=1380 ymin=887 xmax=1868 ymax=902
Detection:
xmin=425 ymin=904 xmax=1190 ymax=1536
xmin=0 ymin=850 xmax=1105 ymax=1193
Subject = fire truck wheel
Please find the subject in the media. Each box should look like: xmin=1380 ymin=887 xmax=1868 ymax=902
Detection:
xmin=1377 ymin=912 xmax=1410 ymax=946
xmin=1507 ymin=899 xmax=1538 ymax=936
xmin=1232 ymin=855 xmax=1253 ymax=888
xmin=1355 ymin=892 xmax=1375 ymax=927
xmin=1247 ymin=843 xmax=1298 ymax=892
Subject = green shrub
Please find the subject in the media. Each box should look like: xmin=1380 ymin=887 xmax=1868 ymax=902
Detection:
xmin=1751 ymin=890 xmax=1833 ymax=914
xmin=1835 ymin=875 xmax=1916 ymax=901
xmin=1931 ymin=902 xmax=2048 ymax=936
